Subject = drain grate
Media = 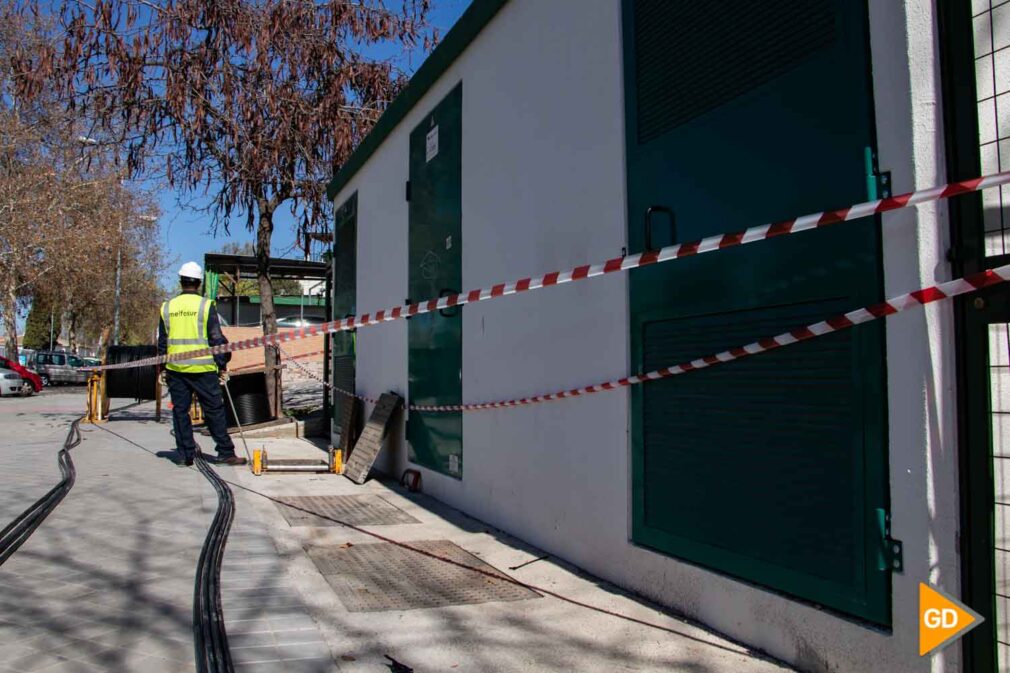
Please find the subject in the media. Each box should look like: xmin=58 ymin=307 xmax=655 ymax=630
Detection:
xmin=308 ymin=539 xmax=540 ymax=612
xmin=274 ymin=494 xmax=419 ymax=527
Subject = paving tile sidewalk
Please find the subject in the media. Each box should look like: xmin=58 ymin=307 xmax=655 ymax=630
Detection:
xmin=0 ymin=394 xmax=334 ymax=673
xmin=232 ymin=441 xmax=793 ymax=673
xmin=0 ymin=394 xmax=791 ymax=672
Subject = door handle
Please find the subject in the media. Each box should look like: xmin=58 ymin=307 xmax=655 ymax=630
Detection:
xmin=645 ymin=206 xmax=676 ymax=251
xmin=439 ymin=289 xmax=460 ymax=317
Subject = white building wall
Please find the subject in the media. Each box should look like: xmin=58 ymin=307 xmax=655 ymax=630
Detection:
xmin=336 ymin=1 xmax=961 ymax=671
xmin=336 ymin=121 xmax=410 ymax=476
xmin=870 ymin=0 xmax=961 ymax=671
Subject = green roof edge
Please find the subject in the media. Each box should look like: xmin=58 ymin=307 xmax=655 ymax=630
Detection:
xmin=326 ymin=0 xmax=510 ymax=201
xmin=219 ymin=295 xmax=326 ymax=306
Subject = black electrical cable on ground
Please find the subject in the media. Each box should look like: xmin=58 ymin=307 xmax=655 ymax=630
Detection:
xmin=0 ymin=418 xmax=80 ymax=567
xmin=193 ymin=452 xmax=236 ymax=673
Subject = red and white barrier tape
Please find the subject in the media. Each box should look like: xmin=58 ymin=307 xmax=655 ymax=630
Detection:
xmin=410 ymin=265 xmax=1010 ymax=411
xmin=88 ymin=171 xmax=1010 ymax=372
xmin=286 ymin=266 xmax=1010 ymax=412
xmin=230 ymin=348 xmax=327 ymax=373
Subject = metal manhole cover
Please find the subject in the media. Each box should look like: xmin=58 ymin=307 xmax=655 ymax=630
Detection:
xmin=307 ymin=539 xmax=540 ymax=612
xmin=274 ymin=494 xmax=419 ymax=527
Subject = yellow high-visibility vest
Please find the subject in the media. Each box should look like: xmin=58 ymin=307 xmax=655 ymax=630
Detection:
xmin=161 ymin=294 xmax=217 ymax=373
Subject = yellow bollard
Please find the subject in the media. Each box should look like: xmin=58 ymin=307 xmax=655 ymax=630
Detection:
xmin=83 ymin=373 xmax=107 ymax=424
xmin=190 ymin=399 xmax=204 ymax=425
xmin=252 ymin=448 xmax=264 ymax=476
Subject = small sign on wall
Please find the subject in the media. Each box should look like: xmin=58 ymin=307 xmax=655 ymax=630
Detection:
xmin=426 ymin=125 xmax=439 ymax=162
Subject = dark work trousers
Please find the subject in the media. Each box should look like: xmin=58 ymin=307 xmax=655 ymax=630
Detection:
xmin=166 ymin=370 xmax=236 ymax=460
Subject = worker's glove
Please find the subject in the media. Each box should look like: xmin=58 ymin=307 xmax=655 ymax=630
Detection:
xmin=159 ymin=370 xmax=167 ymax=387
xmin=218 ymin=371 xmax=230 ymax=385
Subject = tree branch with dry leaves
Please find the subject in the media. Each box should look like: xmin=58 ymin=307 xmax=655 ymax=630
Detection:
xmin=0 ymin=1 xmax=167 ymax=359
xmin=12 ymin=0 xmax=435 ymax=407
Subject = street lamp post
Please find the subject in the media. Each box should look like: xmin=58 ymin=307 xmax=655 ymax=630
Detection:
xmin=112 ymin=219 xmax=122 ymax=345
xmin=75 ymin=137 xmax=159 ymax=348
xmin=111 ymin=214 xmax=156 ymax=346
xmin=75 ymin=135 xmax=122 ymax=346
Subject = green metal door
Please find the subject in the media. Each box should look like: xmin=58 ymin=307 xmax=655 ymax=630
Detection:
xmin=940 ymin=0 xmax=1010 ymax=666
xmin=332 ymin=193 xmax=357 ymax=438
xmin=407 ymin=84 xmax=463 ymax=478
xmin=624 ymin=0 xmax=890 ymax=624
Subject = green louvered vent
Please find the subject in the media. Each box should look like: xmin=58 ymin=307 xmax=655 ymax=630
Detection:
xmin=335 ymin=203 xmax=356 ymax=309
xmin=642 ymin=297 xmax=864 ymax=585
xmin=633 ymin=0 xmax=836 ymax=144
xmin=332 ymin=355 xmax=355 ymax=395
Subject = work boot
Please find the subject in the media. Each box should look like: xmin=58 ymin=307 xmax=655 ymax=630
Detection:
xmin=176 ymin=455 xmax=194 ymax=467
xmin=217 ymin=455 xmax=247 ymax=466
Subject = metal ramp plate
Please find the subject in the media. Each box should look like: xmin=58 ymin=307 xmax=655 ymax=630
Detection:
xmin=307 ymin=539 xmax=540 ymax=612
xmin=274 ymin=494 xmax=418 ymax=527
xmin=344 ymin=393 xmax=402 ymax=484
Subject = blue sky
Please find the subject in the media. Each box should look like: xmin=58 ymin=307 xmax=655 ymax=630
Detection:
xmin=156 ymin=0 xmax=471 ymax=285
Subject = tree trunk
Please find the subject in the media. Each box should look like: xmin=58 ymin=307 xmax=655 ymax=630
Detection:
xmin=3 ymin=278 xmax=19 ymax=362
xmin=256 ymin=202 xmax=280 ymax=417
xmin=68 ymin=311 xmax=78 ymax=352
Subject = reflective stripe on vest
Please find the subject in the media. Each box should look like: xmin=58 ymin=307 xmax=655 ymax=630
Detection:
xmin=162 ymin=294 xmax=217 ymax=373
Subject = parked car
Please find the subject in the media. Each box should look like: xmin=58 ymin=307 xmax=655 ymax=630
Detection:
xmin=0 ymin=355 xmax=42 ymax=394
xmin=276 ymin=316 xmax=326 ymax=328
xmin=17 ymin=348 xmax=35 ymax=368
xmin=30 ymin=351 xmax=89 ymax=386
xmin=0 ymin=368 xmax=24 ymax=397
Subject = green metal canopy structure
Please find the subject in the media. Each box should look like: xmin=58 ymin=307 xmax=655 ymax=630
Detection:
xmin=202 ymin=252 xmax=333 ymax=419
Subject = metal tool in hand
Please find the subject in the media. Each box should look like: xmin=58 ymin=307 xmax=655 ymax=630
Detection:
xmin=221 ymin=377 xmax=253 ymax=464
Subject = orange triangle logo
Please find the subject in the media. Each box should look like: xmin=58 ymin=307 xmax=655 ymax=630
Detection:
xmin=919 ymin=583 xmax=984 ymax=656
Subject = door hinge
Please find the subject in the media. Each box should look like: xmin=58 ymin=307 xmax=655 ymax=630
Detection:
xmin=864 ymin=148 xmax=892 ymax=200
xmin=405 ymin=180 xmax=411 ymax=202
xmin=875 ymin=171 xmax=893 ymax=200
xmin=877 ymin=508 xmax=903 ymax=573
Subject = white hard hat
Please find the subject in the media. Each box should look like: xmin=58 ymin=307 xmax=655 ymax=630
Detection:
xmin=178 ymin=261 xmax=203 ymax=280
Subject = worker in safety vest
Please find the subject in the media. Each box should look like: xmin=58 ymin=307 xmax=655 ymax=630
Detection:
xmin=157 ymin=262 xmax=246 ymax=466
